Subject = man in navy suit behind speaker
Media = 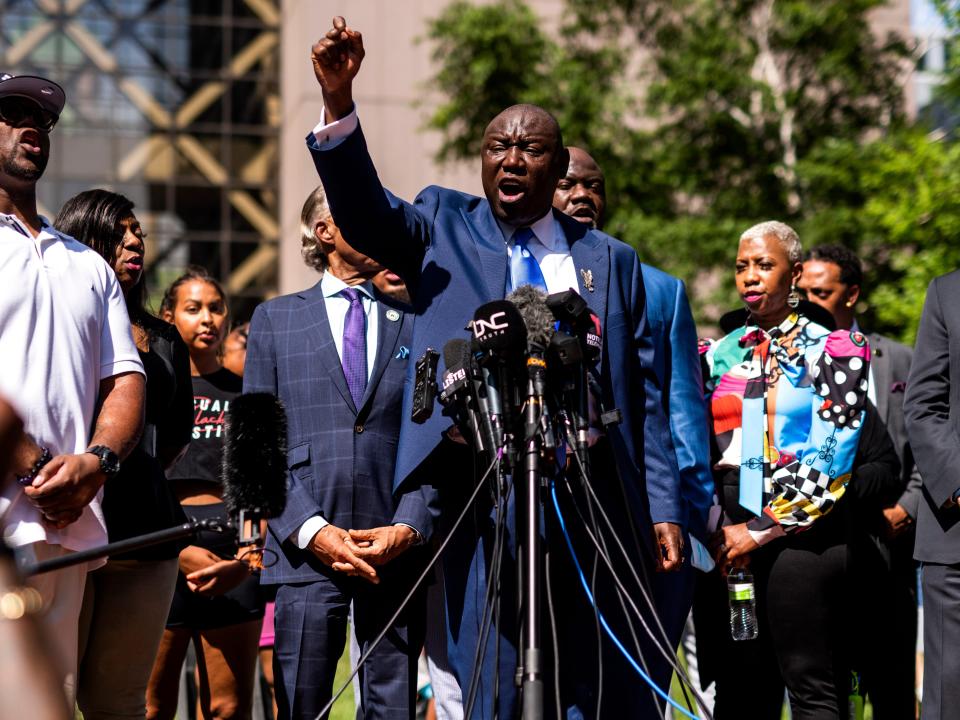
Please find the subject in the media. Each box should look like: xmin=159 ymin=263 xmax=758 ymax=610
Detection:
xmin=244 ymin=185 xmax=426 ymax=720
xmin=307 ymin=17 xmax=690 ymax=719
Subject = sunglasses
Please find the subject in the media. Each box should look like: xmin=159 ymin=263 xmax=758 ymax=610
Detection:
xmin=0 ymin=96 xmax=58 ymax=132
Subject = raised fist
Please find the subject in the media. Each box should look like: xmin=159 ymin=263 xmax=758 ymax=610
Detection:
xmin=311 ymin=16 xmax=364 ymax=119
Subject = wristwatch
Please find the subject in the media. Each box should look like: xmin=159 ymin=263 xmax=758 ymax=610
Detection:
xmin=86 ymin=445 xmax=121 ymax=479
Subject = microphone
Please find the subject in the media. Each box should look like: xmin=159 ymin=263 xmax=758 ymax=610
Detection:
xmin=439 ymin=339 xmax=491 ymax=458
xmin=470 ymin=300 xmax=527 ymax=457
xmin=546 ymin=289 xmax=601 ymax=366
xmin=222 ymin=392 xmax=289 ymax=548
xmin=508 ymin=285 xmax=557 ymax=450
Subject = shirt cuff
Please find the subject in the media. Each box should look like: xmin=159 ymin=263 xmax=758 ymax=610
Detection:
xmin=394 ymin=522 xmax=423 ymax=546
xmin=746 ymin=522 xmax=786 ymax=547
xmin=292 ymin=515 xmax=329 ymax=550
xmin=311 ymin=105 xmax=359 ymax=149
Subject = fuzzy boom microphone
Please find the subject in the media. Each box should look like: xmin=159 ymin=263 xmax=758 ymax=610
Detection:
xmin=222 ymin=392 xmax=288 ymax=547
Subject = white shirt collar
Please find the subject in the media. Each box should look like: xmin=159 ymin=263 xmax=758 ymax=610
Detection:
xmin=320 ymin=271 xmax=374 ymax=300
xmin=495 ymin=209 xmax=564 ymax=252
xmin=0 ymin=213 xmax=55 ymax=239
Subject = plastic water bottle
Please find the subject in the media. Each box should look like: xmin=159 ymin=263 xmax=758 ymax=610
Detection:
xmin=728 ymin=568 xmax=758 ymax=641
xmin=848 ymin=671 xmax=865 ymax=720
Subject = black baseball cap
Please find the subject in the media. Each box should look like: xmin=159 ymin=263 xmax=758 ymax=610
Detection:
xmin=0 ymin=73 xmax=65 ymax=116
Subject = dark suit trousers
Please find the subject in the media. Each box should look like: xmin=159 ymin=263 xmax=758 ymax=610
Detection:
xmin=272 ymin=568 xmax=426 ymax=720
xmin=853 ymin=535 xmax=917 ymax=720
xmin=920 ymin=562 xmax=960 ymax=720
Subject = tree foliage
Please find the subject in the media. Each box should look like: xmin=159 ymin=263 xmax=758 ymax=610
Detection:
xmin=423 ymin=0 xmax=960 ymax=341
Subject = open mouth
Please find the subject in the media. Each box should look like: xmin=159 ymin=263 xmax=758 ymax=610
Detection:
xmin=125 ymin=259 xmax=143 ymax=272
xmin=19 ymin=129 xmax=42 ymax=155
xmin=498 ymin=178 xmax=526 ymax=204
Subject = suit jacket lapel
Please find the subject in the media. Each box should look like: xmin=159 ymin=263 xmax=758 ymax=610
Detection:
xmin=299 ymin=283 xmax=357 ymax=414
xmin=562 ymin=211 xmax=609 ymax=325
xmin=870 ymin=333 xmax=891 ymax=421
xmin=461 ymin=201 xmax=508 ymax=300
xmin=360 ymin=297 xmax=404 ymax=410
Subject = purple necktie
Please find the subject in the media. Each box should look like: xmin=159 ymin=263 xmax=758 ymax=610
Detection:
xmin=340 ymin=287 xmax=367 ymax=408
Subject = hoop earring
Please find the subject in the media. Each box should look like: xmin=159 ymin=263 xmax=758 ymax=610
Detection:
xmin=787 ymin=285 xmax=800 ymax=309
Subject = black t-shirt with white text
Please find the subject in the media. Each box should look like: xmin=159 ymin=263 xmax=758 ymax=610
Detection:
xmin=166 ymin=367 xmax=242 ymax=486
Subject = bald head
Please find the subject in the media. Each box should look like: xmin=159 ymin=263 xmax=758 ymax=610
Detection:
xmin=483 ymin=104 xmax=563 ymax=148
xmin=480 ymin=104 xmax=569 ymax=226
xmin=553 ymin=146 xmax=606 ymax=229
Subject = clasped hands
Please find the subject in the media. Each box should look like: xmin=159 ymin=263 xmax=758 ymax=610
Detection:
xmin=310 ymin=523 xmax=417 ymax=585
xmin=21 ymin=449 xmax=105 ymax=530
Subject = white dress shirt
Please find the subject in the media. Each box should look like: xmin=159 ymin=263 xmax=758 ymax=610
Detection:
xmin=292 ymin=272 xmax=379 ymax=549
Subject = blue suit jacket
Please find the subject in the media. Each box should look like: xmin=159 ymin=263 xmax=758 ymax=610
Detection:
xmin=244 ymin=281 xmax=420 ymax=585
xmin=309 ymin=125 xmax=685 ymax=544
xmin=640 ymin=264 xmax=713 ymax=542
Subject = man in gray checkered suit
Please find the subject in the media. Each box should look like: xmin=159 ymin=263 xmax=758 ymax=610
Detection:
xmin=245 ymin=185 xmax=432 ymax=720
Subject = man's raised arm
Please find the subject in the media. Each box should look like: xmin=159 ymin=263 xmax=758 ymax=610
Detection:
xmin=308 ymin=16 xmax=431 ymax=294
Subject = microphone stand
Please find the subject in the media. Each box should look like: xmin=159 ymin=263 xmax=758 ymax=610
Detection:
xmin=21 ymin=518 xmax=227 ymax=576
xmin=518 ymin=354 xmax=549 ymax=720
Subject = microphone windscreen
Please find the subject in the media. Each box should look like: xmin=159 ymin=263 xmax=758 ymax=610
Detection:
xmin=470 ymin=300 xmax=526 ymax=354
xmin=440 ymin=339 xmax=470 ymax=399
xmin=443 ymin=338 xmax=469 ymax=374
xmin=508 ymin=285 xmax=555 ymax=348
xmin=222 ymin=392 xmax=288 ymax=518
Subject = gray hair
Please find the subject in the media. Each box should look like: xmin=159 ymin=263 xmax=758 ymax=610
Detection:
xmin=739 ymin=221 xmax=802 ymax=264
xmin=300 ymin=185 xmax=332 ymax=272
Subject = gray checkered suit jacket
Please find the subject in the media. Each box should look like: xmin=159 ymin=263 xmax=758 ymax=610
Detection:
xmin=244 ymin=280 xmax=421 ymax=584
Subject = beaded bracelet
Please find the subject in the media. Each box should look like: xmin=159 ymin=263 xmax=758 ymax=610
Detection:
xmin=16 ymin=447 xmax=51 ymax=487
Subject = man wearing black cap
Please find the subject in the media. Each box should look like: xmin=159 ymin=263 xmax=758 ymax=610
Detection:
xmin=0 ymin=72 xmax=146 ymax=702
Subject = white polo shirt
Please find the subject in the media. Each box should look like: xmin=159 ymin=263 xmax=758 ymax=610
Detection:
xmin=0 ymin=213 xmax=144 ymax=551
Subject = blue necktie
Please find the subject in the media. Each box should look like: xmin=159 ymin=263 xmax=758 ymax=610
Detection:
xmin=340 ymin=287 xmax=367 ymax=408
xmin=509 ymin=227 xmax=548 ymax=293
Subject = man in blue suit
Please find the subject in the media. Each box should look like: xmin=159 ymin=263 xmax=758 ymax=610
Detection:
xmin=554 ymin=146 xmax=714 ymax=699
xmin=244 ymin=185 xmax=428 ymax=719
xmin=553 ymin=147 xmax=713 ymax=539
xmin=307 ymin=17 xmax=691 ymax=718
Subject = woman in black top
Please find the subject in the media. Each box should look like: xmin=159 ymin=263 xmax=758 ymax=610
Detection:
xmin=146 ymin=267 xmax=263 ymax=720
xmin=56 ymin=190 xmax=193 ymax=720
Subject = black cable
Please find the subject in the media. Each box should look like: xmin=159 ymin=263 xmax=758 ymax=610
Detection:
xmin=491 ymin=479 xmax=508 ymax=718
xmin=560 ymin=469 xmax=687 ymax=687
xmin=561 ymin=451 xmax=712 ymax=718
xmin=589 ymin=548 xmax=603 ymax=720
xmin=463 ymin=458 xmax=508 ymax=720
xmin=545 ymin=546 xmax=561 ymax=720
xmin=313 ymin=450 xmax=503 ymax=720
xmin=571 ymin=443 xmax=658 ymax=712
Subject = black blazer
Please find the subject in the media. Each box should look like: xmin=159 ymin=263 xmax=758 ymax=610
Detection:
xmin=868 ymin=332 xmax=922 ymax=517
xmin=905 ymin=270 xmax=960 ymax=564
